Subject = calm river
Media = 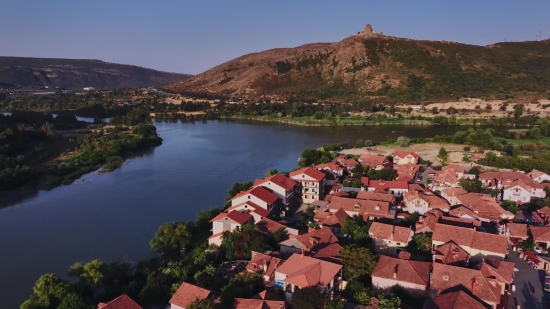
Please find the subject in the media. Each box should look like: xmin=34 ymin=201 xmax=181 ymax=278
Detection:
xmin=0 ymin=120 xmax=480 ymax=308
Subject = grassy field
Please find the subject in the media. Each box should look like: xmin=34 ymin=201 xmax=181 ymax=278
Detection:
xmin=504 ymin=137 xmax=550 ymax=145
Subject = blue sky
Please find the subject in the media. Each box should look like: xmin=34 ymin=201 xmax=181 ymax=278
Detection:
xmin=1 ymin=0 xmax=549 ymax=74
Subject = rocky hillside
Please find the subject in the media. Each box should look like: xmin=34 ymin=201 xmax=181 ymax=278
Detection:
xmin=0 ymin=57 xmax=191 ymax=90
xmin=165 ymin=25 xmax=550 ymax=102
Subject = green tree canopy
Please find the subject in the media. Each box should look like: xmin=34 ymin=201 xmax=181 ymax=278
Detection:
xmin=407 ymin=233 xmax=432 ymax=254
xmin=266 ymin=169 xmax=279 ymax=177
xmin=341 ymin=245 xmax=377 ymax=280
xmin=397 ymin=136 xmax=410 ymax=147
xmin=378 ymin=293 xmax=402 ymax=309
xmin=67 ymin=259 xmax=107 ymax=289
xmin=187 ymin=298 xmax=215 ymax=309
xmin=150 ymin=222 xmax=192 ymax=253
xmin=292 ymin=286 xmax=325 ymax=309
xmin=220 ymin=272 xmax=265 ymax=305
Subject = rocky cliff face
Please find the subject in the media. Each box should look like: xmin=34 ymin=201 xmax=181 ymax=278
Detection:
xmin=0 ymin=57 xmax=191 ymax=89
xmin=164 ymin=26 xmax=550 ymax=102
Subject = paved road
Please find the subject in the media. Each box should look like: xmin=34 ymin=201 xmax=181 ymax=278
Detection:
xmin=508 ymin=247 xmax=548 ymax=309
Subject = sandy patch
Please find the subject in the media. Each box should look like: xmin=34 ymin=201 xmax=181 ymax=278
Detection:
xmin=341 ymin=143 xmax=467 ymax=163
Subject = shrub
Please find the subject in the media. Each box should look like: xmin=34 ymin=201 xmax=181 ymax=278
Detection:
xmin=397 ymin=136 xmax=410 ymax=147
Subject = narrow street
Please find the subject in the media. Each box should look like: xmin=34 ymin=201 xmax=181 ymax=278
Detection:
xmin=507 ymin=246 xmax=548 ymax=309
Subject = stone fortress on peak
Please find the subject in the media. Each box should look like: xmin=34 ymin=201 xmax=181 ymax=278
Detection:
xmin=352 ymin=24 xmax=386 ymax=38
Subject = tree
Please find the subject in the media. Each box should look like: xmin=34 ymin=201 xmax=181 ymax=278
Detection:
xmin=378 ymin=293 xmax=402 ymax=309
xmin=150 ymin=222 xmax=192 ymax=253
xmin=220 ymin=272 xmax=265 ymax=305
xmin=356 ymin=139 xmax=365 ymax=148
xmin=521 ymin=239 xmax=535 ymax=252
xmin=431 ymin=107 xmax=439 ymax=114
xmin=187 ymin=298 xmax=215 ymax=309
xmin=466 ymin=166 xmax=482 ymax=176
xmin=365 ymin=140 xmax=374 ymax=147
xmin=437 ymin=147 xmax=448 ymax=162
xmin=459 ymin=179 xmax=483 ymax=193
xmin=514 ymin=104 xmax=525 ymax=119
xmin=57 ymin=293 xmax=94 ymax=309
xmin=21 ymin=273 xmax=70 ymax=309
xmin=344 ymin=279 xmax=372 ymax=305
xmin=227 ymin=181 xmax=253 ymax=199
xmin=502 ymin=200 xmax=518 ymax=215
xmin=325 ymin=299 xmax=346 ymax=309
xmin=193 ymin=264 xmax=216 ymax=287
xmin=292 ymin=286 xmax=325 ymax=309
xmin=342 ymin=216 xmax=372 ymax=245
xmin=407 ymin=233 xmax=432 ymax=254
xmin=397 ymin=136 xmax=410 ymax=147
xmin=341 ymin=245 xmax=377 ymax=280
xmin=68 ymin=259 xmax=107 ymax=289
xmin=266 ymin=169 xmax=278 ymax=177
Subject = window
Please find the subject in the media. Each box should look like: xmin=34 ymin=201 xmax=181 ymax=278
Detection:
xmin=248 ymin=195 xmax=250 ymax=199
xmin=396 ymin=242 xmax=401 ymax=246
xmin=354 ymin=204 xmax=360 ymax=210
xmin=375 ymin=206 xmax=380 ymax=211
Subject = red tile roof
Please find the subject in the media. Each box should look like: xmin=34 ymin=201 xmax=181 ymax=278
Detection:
xmin=315 ymin=162 xmax=344 ymax=172
xmin=361 ymin=177 xmax=409 ymax=190
xmin=279 ymin=228 xmax=340 ymax=252
xmin=226 ymin=201 xmax=271 ymax=218
xmin=431 ymin=263 xmax=503 ymax=306
xmin=253 ymin=173 xmax=297 ymax=191
xmin=405 ymin=189 xmax=450 ymax=211
xmin=359 ymin=154 xmax=390 ymax=168
xmin=448 ymin=205 xmax=479 ymax=220
xmin=369 ymin=222 xmax=412 ymax=243
xmin=432 ymin=223 xmax=508 ymax=255
xmin=256 ymin=217 xmax=293 ymax=234
xmin=246 ymin=251 xmax=282 ymax=278
xmin=234 ymin=298 xmax=286 ymax=309
xmin=275 ymin=254 xmax=342 ymax=288
xmin=441 ymin=187 xmax=468 ymax=198
xmin=289 ymin=167 xmax=326 ymax=182
xmin=434 ymin=240 xmax=471 ymax=266
xmin=415 ymin=209 xmax=444 ymax=233
xmin=328 ymin=196 xmax=391 ymax=219
xmin=338 ymin=158 xmax=360 ymax=169
xmin=356 ymin=191 xmax=395 ymax=203
xmin=538 ymin=206 xmax=550 ymax=217
xmin=209 ymin=210 xmax=253 ymax=225
xmin=394 ymin=163 xmax=421 ymax=179
xmin=425 ymin=291 xmax=487 ymax=309
xmin=456 ymin=193 xmax=513 ymax=221
xmin=372 ymin=255 xmax=431 ymax=286
xmin=476 ymin=258 xmax=515 ymax=285
xmin=529 ymin=226 xmax=550 ymax=243
xmin=231 ymin=186 xmax=280 ymax=205
xmin=506 ymin=222 xmax=528 ymax=239
xmin=170 ymin=282 xmax=213 ymax=308
xmin=98 ymin=295 xmax=142 ymax=309
xmin=394 ymin=151 xmax=419 ymax=158
xmin=314 ymin=208 xmax=350 ymax=229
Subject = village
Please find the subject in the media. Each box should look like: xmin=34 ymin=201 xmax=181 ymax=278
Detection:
xmin=98 ymin=146 xmax=550 ymax=309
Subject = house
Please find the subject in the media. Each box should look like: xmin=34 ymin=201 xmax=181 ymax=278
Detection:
xmin=455 ymin=193 xmax=515 ymax=222
xmin=476 ymin=257 xmax=515 ymax=287
xmin=98 ymin=295 xmax=142 ymax=309
xmin=245 ymin=251 xmax=283 ymax=284
xmin=314 ymin=162 xmax=344 ymax=177
xmin=448 ymin=205 xmax=480 ymax=221
xmin=313 ymin=208 xmax=350 ymax=237
xmin=403 ymin=187 xmax=450 ymax=214
xmin=278 ymin=227 xmax=342 ymax=263
xmin=423 ymin=291 xmax=487 ymax=309
xmin=371 ymin=255 xmax=431 ymax=296
xmin=290 ymin=168 xmax=327 ymax=203
xmin=230 ymin=186 xmax=281 ymax=214
xmin=442 ymin=164 xmax=465 ymax=179
xmin=356 ymin=190 xmax=396 ymax=206
xmin=170 ymin=282 xmax=217 ymax=309
xmin=505 ymin=222 xmax=528 ymax=240
xmin=208 ymin=210 xmax=254 ymax=245
xmin=274 ymin=254 xmax=343 ymax=304
xmin=438 ymin=215 xmax=481 ymax=229
xmin=528 ymin=169 xmax=550 ymax=183
xmin=255 ymin=217 xmax=299 ymax=236
xmin=433 ymin=240 xmax=471 ymax=266
xmin=394 ymin=163 xmax=421 ymax=181
xmin=440 ymin=188 xmax=468 ymax=206
xmin=359 ymin=154 xmax=391 ymax=170
xmin=432 ymin=223 xmax=508 ymax=262
xmin=479 ymin=171 xmax=546 ymax=202
xmin=335 ymin=157 xmax=360 ymax=174
xmin=431 ymin=169 xmax=460 ymax=190
xmin=430 ymin=263 xmax=507 ymax=309
xmin=253 ymin=174 xmax=297 ymax=206
xmin=225 ymin=201 xmax=270 ymax=222
xmin=369 ymin=222 xmax=413 ymax=256
xmin=393 ymin=151 xmax=419 ymax=165
xmin=415 ymin=209 xmax=443 ymax=234
xmin=234 ymin=298 xmax=286 ymax=309
xmin=361 ymin=177 xmax=409 ymax=197
xmin=529 ymin=226 xmax=550 ymax=250
xmin=327 ymin=195 xmax=394 ymax=220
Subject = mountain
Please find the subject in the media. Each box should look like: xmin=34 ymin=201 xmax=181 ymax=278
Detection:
xmin=0 ymin=57 xmax=191 ymax=90
xmin=164 ymin=24 xmax=550 ymax=102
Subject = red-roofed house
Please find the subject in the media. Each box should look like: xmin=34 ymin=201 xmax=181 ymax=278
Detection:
xmin=371 ymin=255 xmax=431 ymax=296
xmin=327 ymin=195 xmax=394 ymax=220
xmin=394 ymin=163 xmax=421 ymax=181
xmin=246 ymin=251 xmax=283 ymax=284
xmin=440 ymin=187 xmax=468 ymax=206
xmin=424 ymin=291 xmax=488 ymax=309
xmin=529 ymin=226 xmax=550 ymax=250
xmin=234 ymin=298 xmax=286 ymax=309
xmin=335 ymin=157 xmax=360 ymax=175
xmin=225 ymin=201 xmax=270 ymax=222
xmin=278 ymin=227 xmax=342 ymax=263
xmin=290 ymin=167 xmax=327 ymax=204
xmin=314 ymin=162 xmax=344 ymax=177
xmin=170 ymin=282 xmax=217 ymax=309
xmin=98 ymin=295 xmax=142 ymax=309
xmin=208 ymin=210 xmax=254 ymax=245
xmin=528 ymin=169 xmax=550 ymax=183
xmin=479 ymin=171 xmax=546 ymax=202
xmin=369 ymin=222 xmax=413 ymax=256
xmin=359 ymin=154 xmax=391 ymax=170
xmin=455 ymin=193 xmax=515 ymax=222
xmin=231 ymin=186 xmax=281 ymax=213
xmin=403 ymin=187 xmax=450 ymax=214
xmin=361 ymin=177 xmax=409 ymax=197
xmin=393 ymin=151 xmax=419 ymax=165
xmin=255 ymin=217 xmax=299 ymax=236
xmin=253 ymin=174 xmax=297 ymax=206
xmin=313 ymin=208 xmax=350 ymax=237
xmin=274 ymin=254 xmax=343 ymax=304
xmin=432 ymin=223 xmax=508 ymax=262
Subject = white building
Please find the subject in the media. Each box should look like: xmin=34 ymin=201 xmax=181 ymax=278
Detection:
xmin=289 ymin=167 xmax=326 ymax=203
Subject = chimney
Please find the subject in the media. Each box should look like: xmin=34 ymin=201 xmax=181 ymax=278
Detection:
xmin=301 ymin=248 xmax=304 ymax=257
xmin=393 ymin=265 xmax=398 ymax=278
xmin=471 ymin=277 xmax=478 ymax=295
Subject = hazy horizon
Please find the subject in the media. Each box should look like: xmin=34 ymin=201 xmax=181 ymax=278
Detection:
xmin=2 ymin=0 xmax=549 ymax=74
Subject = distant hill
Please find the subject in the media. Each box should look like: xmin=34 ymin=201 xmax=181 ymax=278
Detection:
xmin=0 ymin=57 xmax=191 ymax=90
xmin=164 ymin=25 xmax=550 ymax=103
